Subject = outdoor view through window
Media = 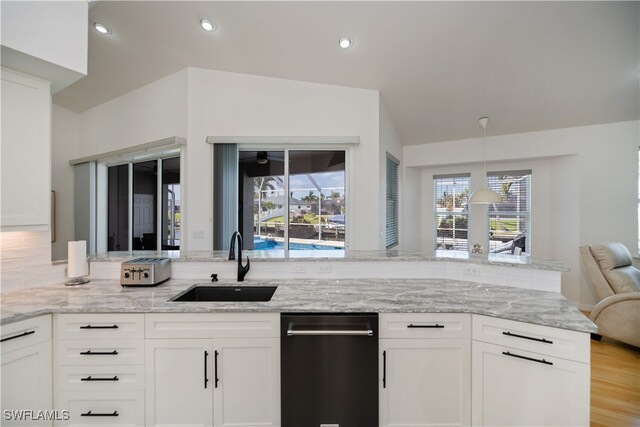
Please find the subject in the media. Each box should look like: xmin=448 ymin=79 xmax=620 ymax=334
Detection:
xmin=239 ymin=150 xmax=345 ymax=251
xmin=434 ymin=174 xmax=470 ymax=250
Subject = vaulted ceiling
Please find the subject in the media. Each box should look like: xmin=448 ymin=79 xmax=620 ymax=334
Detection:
xmin=53 ymin=1 xmax=639 ymax=145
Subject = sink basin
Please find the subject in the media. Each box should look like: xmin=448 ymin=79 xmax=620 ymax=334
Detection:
xmin=170 ymin=286 xmax=277 ymax=302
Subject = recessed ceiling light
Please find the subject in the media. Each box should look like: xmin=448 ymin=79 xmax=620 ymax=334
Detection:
xmin=200 ymin=18 xmax=216 ymax=32
xmin=94 ymin=22 xmax=111 ymax=35
xmin=338 ymin=36 xmax=353 ymax=49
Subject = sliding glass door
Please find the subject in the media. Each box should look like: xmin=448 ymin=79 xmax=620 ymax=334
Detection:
xmin=238 ymin=149 xmax=346 ymax=252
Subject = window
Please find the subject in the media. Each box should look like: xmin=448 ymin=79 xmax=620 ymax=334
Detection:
xmin=386 ymin=153 xmax=400 ymax=249
xmin=434 ymin=174 xmax=470 ymax=250
xmin=487 ymin=170 xmax=531 ymax=254
xmin=238 ymin=149 xmax=346 ymax=251
xmin=107 ymin=156 xmax=181 ymax=251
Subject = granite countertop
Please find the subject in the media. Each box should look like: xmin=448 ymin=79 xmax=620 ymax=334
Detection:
xmin=88 ymin=249 xmax=568 ymax=271
xmin=0 ymin=278 xmax=594 ymax=332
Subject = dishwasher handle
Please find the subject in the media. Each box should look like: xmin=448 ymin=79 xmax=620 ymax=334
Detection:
xmin=286 ymin=323 xmax=374 ymax=336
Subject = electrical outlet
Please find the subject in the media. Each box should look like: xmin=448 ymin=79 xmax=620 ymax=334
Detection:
xmin=318 ymin=264 xmax=331 ymax=273
xmin=465 ymin=265 xmax=480 ymax=276
xmin=292 ymin=264 xmax=305 ymax=274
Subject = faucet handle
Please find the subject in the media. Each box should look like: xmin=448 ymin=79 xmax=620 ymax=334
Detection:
xmin=211 ymin=273 xmax=218 ymax=282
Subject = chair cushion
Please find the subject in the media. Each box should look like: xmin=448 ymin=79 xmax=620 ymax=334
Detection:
xmin=591 ymin=243 xmax=633 ymax=270
xmin=603 ymin=266 xmax=640 ymax=294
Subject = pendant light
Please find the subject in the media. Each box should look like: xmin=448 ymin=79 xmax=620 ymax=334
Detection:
xmin=469 ymin=117 xmax=501 ymax=204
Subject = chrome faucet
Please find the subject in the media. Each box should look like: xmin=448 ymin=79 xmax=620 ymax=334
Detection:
xmin=228 ymin=231 xmax=250 ymax=281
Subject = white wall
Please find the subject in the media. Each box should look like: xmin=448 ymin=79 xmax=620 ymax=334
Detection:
xmin=185 ymin=68 xmax=380 ymax=251
xmin=379 ymin=98 xmax=403 ymax=250
xmin=404 ymin=120 xmax=639 ymax=308
xmin=78 ymin=70 xmax=188 ymax=157
xmin=51 ymin=105 xmax=80 ymax=260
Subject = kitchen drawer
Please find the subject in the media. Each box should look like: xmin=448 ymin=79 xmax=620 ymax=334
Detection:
xmin=380 ymin=313 xmax=470 ymax=339
xmin=57 ymin=365 xmax=144 ymax=391
xmin=55 ymin=314 xmax=144 ymax=340
xmin=56 ymin=391 xmax=144 ymax=426
xmin=472 ymin=315 xmax=590 ymax=363
xmin=1 ymin=315 xmax=51 ymax=354
xmin=145 ymin=312 xmax=280 ymax=338
xmin=56 ymin=340 xmax=144 ymax=366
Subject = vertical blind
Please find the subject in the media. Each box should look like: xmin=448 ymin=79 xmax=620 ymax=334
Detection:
xmin=487 ymin=170 xmax=531 ymax=254
xmin=386 ymin=154 xmax=399 ymax=249
xmin=433 ymin=174 xmax=470 ymax=251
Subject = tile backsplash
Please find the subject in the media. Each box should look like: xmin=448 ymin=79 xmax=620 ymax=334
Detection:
xmin=0 ymin=230 xmax=66 ymax=292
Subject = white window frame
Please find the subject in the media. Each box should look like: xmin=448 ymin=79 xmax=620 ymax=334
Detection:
xmin=238 ymin=144 xmax=352 ymax=252
xmin=433 ymin=173 xmax=471 ymax=251
xmin=386 ymin=153 xmax=400 ymax=249
xmin=97 ymin=148 xmax=183 ymax=253
xmin=486 ymin=170 xmax=532 ymax=254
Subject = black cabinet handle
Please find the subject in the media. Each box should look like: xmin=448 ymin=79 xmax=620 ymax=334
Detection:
xmin=80 ymin=411 xmax=119 ymax=417
xmin=382 ymin=350 xmax=387 ymax=389
xmin=81 ymin=376 xmax=119 ymax=382
xmin=204 ymin=351 xmax=209 ymax=389
xmin=80 ymin=324 xmax=119 ymax=329
xmin=503 ymin=331 xmax=553 ymax=344
xmin=0 ymin=330 xmax=35 ymax=342
xmin=407 ymin=324 xmax=444 ymax=328
xmin=80 ymin=350 xmax=119 ymax=355
xmin=214 ymin=350 xmax=219 ymax=388
xmin=502 ymin=351 xmax=553 ymax=366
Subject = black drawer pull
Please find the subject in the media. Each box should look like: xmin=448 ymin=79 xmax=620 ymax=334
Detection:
xmin=80 ymin=411 xmax=119 ymax=417
xmin=81 ymin=376 xmax=119 ymax=382
xmin=382 ymin=350 xmax=387 ymax=389
xmin=214 ymin=350 xmax=220 ymax=388
xmin=503 ymin=331 xmax=553 ymax=344
xmin=502 ymin=351 xmax=553 ymax=366
xmin=407 ymin=324 xmax=444 ymax=328
xmin=204 ymin=351 xmax=209 ymax=389
xmin=80 ymin=324 xmax=119 ymax=329
xmin=80 ymin=350 xmax=119 ymax=356
xmin=1 ymin=330 xmax=35 ymax=342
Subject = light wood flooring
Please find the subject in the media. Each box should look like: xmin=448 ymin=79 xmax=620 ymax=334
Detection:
xmin=590 ymin=337 xmax=640 ymax=427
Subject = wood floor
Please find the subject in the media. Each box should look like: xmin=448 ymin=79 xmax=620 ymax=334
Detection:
xmin=590 ymin=337 xmax=640 ymax=427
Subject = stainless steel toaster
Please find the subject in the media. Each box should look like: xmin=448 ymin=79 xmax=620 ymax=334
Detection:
xmin=121 ymin=257 xmax=171 ymax=286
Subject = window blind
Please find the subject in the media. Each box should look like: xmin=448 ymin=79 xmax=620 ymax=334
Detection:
xmin=487 ymin=170 xmax=531 ymax=254
xmin=433 ymin=174 xmax=470 ymax=251
xmin=386 ymin=154 xmax=400 ymax=249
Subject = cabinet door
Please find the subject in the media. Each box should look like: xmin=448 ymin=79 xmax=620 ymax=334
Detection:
xmin=380 ymin=338 xmax=470 ymax=427
xmin=213 ymin=338 xmax=280 ymax=427
xmin=1 ymin=341 xmax=52 ymax=426
xmin=145 ymin=339 xmax=213 ymax=427
xmin=472 ymin=340 xmax=589 ymax=426
xmin=1 ymin=69 xmax=51 ymax=229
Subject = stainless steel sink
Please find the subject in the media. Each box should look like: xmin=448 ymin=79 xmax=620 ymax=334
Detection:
xmin=170 ymin=285 xmax=277 ymax=302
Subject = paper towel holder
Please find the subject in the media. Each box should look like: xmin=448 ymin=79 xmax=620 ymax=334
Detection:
xmin=66 ymin=240 xmax=91 ymax=286
xmin=65 ymin=261 xmax=90 ymax=286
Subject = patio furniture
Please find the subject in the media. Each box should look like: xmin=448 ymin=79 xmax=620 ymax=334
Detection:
xmin=579 ymin=243 xmax=640 ymax=347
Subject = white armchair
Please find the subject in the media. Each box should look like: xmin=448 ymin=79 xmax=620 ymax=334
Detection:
xmin=579 ymin=243 xmax=640 ymax=347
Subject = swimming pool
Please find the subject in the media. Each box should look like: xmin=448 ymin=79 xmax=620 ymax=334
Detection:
xmin=253 ymin=238 xmax=342 ymax=250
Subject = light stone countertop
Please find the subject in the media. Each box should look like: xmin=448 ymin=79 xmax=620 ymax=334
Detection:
xmin=88 ymin=249 xmax=568 ymax=271
xmin=0 ymin=278 xmax=594 ymax=332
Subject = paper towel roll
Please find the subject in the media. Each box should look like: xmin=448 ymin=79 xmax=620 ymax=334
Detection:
xmin=68 ymin=241 xmax=88 ymax=278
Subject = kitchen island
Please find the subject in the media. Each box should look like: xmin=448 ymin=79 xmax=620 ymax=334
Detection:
xmin=1 ymin=273 xmax=593 ymax=426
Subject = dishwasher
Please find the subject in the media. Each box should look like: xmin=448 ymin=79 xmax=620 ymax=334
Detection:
xmin=281 ymin=313 xmax=378 ymax=427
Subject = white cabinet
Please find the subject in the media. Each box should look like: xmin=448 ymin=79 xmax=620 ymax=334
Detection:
xmin=53 ymin=314 xmax=146 ymax=426
xmin=379 ymin=313 xmax=471 ymax=427
xmin=1 ymin=315 xmax=52 ymax=426
xmin=471 ymin=315 xmax=590 ymax=426
xmin=144 ymin=313 xmax=281 ymax=427
xmin=145 ymin=339 xmax=214 ymax=427
xmin=0 ymin=68 xmax=51 ymax=230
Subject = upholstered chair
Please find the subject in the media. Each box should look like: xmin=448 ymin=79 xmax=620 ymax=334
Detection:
xmin=579 ymin=243 xmax=640 ymax=347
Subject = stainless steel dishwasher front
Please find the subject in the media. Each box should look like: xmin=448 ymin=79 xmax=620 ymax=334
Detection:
xmin=280 ymin=313 xmax=379 ymax=427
